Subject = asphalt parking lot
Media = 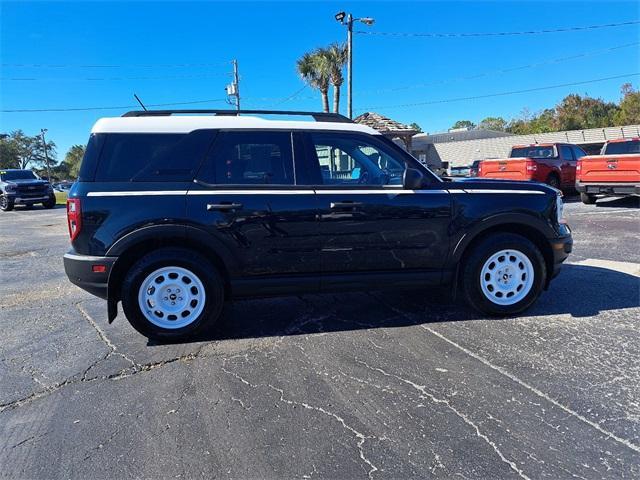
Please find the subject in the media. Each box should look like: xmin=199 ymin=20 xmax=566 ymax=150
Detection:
xmin=1 ymin=196 xmax=639 ymax=479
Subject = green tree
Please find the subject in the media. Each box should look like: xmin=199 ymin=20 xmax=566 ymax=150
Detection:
xmin=63 ymin=145 xmax=85 ymax=178
xmin=0 ymin=130 xmax=56 ymax=170
xmin=478 ymin=117 xmax=507 ymax=132
xmin=614 ymin=83 xmax=640 ymax=125
xmin=451 ymin=120 xmax=476 ymax=130
xmin=555 ymin=94 xmax=618 ymax=130
xmin=409 ymin=122 xmax=423 ymax=133
xmin=528 ymin=108 xmax=557 ymax=133
xmin=297 ymin=50 xmax=331 ymax=113
xmin=318 ymin=43 xmax=347 ymax=114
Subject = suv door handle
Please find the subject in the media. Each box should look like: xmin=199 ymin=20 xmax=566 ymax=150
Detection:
xmin=330 ymin=201 xmax=363 ymax=209
xmin=207 ymin=202 xmax=243 ymax=211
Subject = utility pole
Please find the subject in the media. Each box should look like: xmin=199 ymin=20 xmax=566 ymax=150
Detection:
xmin=40 ymin=129 xmax=52 ymax=180
xmin=347 ymin=13 xmax=353 ymax=119
xmin=335 ymin=12 xmax=374 ymax=119
xmin=226 ymin=59 xmax=241 ymax=111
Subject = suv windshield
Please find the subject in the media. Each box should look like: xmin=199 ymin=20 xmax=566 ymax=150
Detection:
xmin=510 ymin=146 xmax=557 ymax=159
xmin=1 ymin=170 xmax=38 ymax=181
xmin=603 ymin=140 xmax=640 ymax=155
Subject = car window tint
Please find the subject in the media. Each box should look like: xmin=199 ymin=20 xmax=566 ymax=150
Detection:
xmin=572 ymin=146 xmax=586 ymax=160
xmin=307 ymin=133 xmax=405 ymax=186
xmin=559 ymin=146 xmax=574 ymax=160
xmin=198 ymin=131 xmax=294 ymax=185
xmin=94 ymin=131 xmax=213 ymax=182
xmin=604 ymin=141 xmax=640 ymax=155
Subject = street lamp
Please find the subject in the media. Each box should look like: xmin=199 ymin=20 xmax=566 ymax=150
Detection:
xmin=40 ymin=129 xmax=52 ymax=180
xmin=335 ymin=11 xmax=375 ymax=119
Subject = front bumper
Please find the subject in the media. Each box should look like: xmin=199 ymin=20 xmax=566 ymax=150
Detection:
xmin=63 ymin=251 xmax=117 ymax=300
xmin=6 ymin=193 xmax=54 ymax=204
xmin=576 ymin=181 xmax=640 ymax=196
xmin=549 ymin=232 xmax=573 ymax=280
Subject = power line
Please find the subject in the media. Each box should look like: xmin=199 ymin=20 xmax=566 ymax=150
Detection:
xmin=2 ymin=98 xmax=229 ymax=113
xmin=357 ymin=73 xmax=640 ymax=111
xmin=356 ymin=20 xmax=640 ymax=38
xmin=0 ymin=61 xmax=232 ymax=69
xmin=1 ymin=72 xmax=233 ymax=82
xmin=356 ymin=42 xmax=640 ymax=95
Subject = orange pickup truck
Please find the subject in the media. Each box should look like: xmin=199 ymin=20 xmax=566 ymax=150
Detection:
xmin=478 ymin=143 xmax=586 ymax=190
xmin=576 ymin=138 xmax=640 ymax=204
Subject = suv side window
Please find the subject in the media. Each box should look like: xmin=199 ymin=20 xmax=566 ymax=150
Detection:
xmin=94 ymin=130 xmax=214 ymax=182
xmin=304 ymin=132 xmax=406 ymax=186
xmin=559 ymin=145 xmax=575 ymax=161
xmin=197 ymin=131 xmax=294 ymax=185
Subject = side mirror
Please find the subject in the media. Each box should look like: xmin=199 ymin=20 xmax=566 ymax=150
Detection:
xmin=403 ymin=168 xmax=425 ymax=190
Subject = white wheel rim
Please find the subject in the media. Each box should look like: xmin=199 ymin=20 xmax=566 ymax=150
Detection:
xmin=137 ymin=266 xmax=206 ymax=329
xmin=480 ymin=249 xmax=534 ymax=306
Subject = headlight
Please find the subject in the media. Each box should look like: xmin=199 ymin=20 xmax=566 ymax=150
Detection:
xmin=5 ymin=184 xmax=16 ymax=193
xmin=556 ymin=192 xmax=566 ymax=224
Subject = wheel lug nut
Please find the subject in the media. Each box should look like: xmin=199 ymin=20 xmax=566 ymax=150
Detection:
xmin=171 ymin=301 xmax=175 ymax=305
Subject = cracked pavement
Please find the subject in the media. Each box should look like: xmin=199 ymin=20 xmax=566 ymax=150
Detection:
xmin=1 ymin=197 xmax=639 ymax=479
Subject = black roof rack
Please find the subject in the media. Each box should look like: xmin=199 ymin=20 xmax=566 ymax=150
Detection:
xmin=121 ymin=109 xmax=353 ymax=123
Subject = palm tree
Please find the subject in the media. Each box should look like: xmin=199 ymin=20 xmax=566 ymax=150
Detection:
xmin=296 ymin=50 xmax=330 ymax=113
xmin=320 ymin=43 xmax=347 ymax=114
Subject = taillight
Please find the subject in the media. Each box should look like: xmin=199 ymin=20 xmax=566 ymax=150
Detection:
xmin=576 ymin=160 xmax=582 ymax=172
xmin=525 ymin=160 xmax=537 ymax=172
xmin=67 ymin=198 xmax=82 ymax=241
xmin=478 ymin=162 xmax=483 ymax=173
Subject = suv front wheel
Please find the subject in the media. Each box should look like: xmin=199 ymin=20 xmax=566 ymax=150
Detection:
xmin=121 ymin=247 xmax=225 ymax=341
xmin=0 ymin=195 xmax=14 ymax=211
xmin=462 ymin=233 xmax=546 ymax=316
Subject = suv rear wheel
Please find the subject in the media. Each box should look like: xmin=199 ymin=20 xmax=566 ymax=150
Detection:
xmin=121 ymin=247 xmax=225 ymax=341
xmin=462 ymin=233 xmax=546 ymax=316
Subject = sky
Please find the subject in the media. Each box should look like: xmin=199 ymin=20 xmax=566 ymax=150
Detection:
xmin=1 ymin=0 xmax=639 ymax=161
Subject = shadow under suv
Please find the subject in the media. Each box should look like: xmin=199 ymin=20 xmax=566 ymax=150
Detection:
xmin=63 ymin=110 xmax=572 ymax=341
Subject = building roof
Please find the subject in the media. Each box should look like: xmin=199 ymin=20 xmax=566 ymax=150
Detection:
xmin=91 ymin=115 xmax=380 ymax=135
xmin=417 ymin=124 xmax=640 ymax=167
xmin=413 ymin=129 xmax=513 ymax=146
xmin=353 ymin=112 xmax=417 ymax=135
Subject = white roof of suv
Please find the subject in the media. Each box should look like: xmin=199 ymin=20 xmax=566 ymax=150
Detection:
xmin=92 ymin=115 xmax=380 ymax=135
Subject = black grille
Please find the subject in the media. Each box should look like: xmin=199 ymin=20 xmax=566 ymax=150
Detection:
xmin=16 ymin=184 xmax=47 ymax=195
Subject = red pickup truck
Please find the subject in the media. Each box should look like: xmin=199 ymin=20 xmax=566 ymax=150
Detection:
xmin=576 ymin=138 xmax=640 ymax=204
xmin=478 ymin=143 xmax=586 ymax=190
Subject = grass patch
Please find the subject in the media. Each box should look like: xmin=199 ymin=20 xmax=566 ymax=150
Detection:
xmin=55 ymin=191 xmax=68 ymax=205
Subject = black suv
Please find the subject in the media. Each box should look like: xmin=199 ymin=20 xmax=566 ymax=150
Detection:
xmin=63 ymin=110 xmax=572 ymax=341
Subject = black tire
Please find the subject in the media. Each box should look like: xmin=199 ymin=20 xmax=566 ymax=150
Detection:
xmin=121 ymin=247 xmax=225 ymax=341
xmin=43 ymin=194 xmax=56 ymax=209
xmin=580 ymin=192 xmax=597 ymax=205
xmin=546 ymin=174 xmax=560 ymax=190
xmin=461 ymin=233 xmax=547 ymax=316
xmin=0 ymin=195 xmax=14 ymax=211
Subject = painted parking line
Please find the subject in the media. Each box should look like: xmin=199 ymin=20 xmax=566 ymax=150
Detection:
xmin=568 ymin=258 xmax=640 ymax=277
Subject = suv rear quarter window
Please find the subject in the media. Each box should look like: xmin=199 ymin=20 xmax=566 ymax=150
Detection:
xmin=93 ymin=130 xmax=215 ymax=182
xmin=196 ymin=131 xmax=295 ymax=185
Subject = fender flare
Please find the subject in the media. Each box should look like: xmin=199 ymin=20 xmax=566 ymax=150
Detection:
xmin=449 ymin=212 xmax=555 ymax=266
xmin=105 ymin=224 xmax=241 ymax=323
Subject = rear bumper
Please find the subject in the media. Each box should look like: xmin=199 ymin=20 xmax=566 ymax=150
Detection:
xmin=63 ymin=251 xmax=117 ymax=300
xmin=576 ymin=181 xmax=640 ymax=195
